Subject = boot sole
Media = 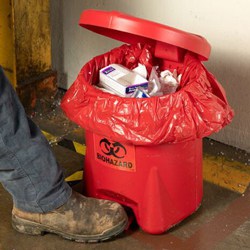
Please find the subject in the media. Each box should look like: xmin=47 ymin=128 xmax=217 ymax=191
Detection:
xmin=12 ymin=214 xmax=128 ymax=243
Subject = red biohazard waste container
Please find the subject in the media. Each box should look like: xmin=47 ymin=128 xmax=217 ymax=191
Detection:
xmin=61 ymin=10 xmax=234 ymax=234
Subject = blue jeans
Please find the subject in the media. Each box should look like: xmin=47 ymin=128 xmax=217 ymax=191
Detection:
xmin=0 ymin=67 xmax=72 ymax=213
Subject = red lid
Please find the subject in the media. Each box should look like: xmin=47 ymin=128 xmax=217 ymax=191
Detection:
xmin=79 ymin=9 xmax=211 ymax=61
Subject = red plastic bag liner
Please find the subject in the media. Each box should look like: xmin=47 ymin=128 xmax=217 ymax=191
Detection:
xmin=61 ymin=43 xmax=234 ymax=145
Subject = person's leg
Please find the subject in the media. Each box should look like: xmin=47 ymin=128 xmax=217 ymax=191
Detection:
xmin=0 ymin=67 xmax=128 ymax=242
xmin=0 ymin=67 xmax=71 ymax=213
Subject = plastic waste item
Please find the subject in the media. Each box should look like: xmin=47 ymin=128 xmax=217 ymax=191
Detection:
xmin=99 ymin=64 xmax=148 ymax=97
xmin=131 ymin=87 xmax=150 ymax=98
xmin=132 ymin=63 xmax=148 ymax=79
xmin=177 ymin=73 xmax=182 ymax=83
xmin=160 ymin=69 xmax=180 ymax=94
xmin=148 ymin=67 xmax=181 ymax=96
xmin=148 ymin=66 xmax=162 ymax=96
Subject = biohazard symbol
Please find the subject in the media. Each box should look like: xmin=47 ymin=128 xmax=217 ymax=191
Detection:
xmin=99 ymin=138 xmax=127 ymax=159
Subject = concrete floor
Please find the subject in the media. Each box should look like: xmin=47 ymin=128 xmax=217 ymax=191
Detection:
xmin=1 ymin=90 xmax=250 ymax=250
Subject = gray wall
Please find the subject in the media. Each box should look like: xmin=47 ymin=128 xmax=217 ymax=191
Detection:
xmin=51 ymin=0 xmax=250 ymax=152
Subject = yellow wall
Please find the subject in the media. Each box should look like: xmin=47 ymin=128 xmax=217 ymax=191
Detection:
xmin=0 ymin=0 xmax=16 ymax=86
xmin=0 ymin=0 xmax=51 ymax=88
xmin=14 ymin=0 xmax=51 ymax=84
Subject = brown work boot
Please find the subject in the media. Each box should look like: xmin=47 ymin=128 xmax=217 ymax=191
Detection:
xmin=12 ymin=191 xmax=128 ymax=243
